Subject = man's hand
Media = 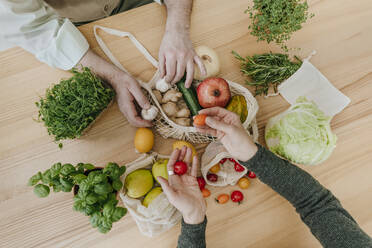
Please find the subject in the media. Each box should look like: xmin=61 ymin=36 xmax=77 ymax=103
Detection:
xmin=157 ymin=146 xmax=206 ymax=225
xmin=160 ymin=0 xmax=206 ymax=87
xmin=80 ymin=49 xmax=151 ymax=127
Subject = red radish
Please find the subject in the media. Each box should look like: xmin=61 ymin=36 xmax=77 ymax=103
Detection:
xmin=174 ymin=161 xmax=188 ymax=175
xmin=207 ymin=173 xmax=218 ymax=182
xmin=197 ymin=77 xmax=231 ymax=108
xmin=247 ymin=171 xmax=256 ymax=178
xmin=220 ymin=158 xmax=227 ymax=164
xmin=197 ymin=177 xmax=206 ymax=190
xmin=231 ymin=190 xmax=244 ymax=204
xmin=234 ymin=162 xmax=245 ymax=172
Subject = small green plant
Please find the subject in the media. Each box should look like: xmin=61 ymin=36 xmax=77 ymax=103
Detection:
xmin=246 ymin=0 xmax=314 ymax=51
xmin=28 ymin=162 xmax=127 ymax=233
xmin=233 ymin=51 xmax=302 ymax=96
xmin=36 ymin=67 xmax=115 ymax=142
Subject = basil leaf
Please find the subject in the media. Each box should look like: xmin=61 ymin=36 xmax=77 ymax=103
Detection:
xmin=94 ymin=183 xmax=113 ymax=195
xmin=60 ymin=163 xmax=75 ymax=176
xmin=28 ymin=172 xmax=42 ymax=186
xmin=72 ymin=174 xmax=87 ymax=184
xmin=41 ymin=169 xmax=52 ymax=184
xmin=93 ymin=174 xmax=107 ymax=184
xmin=111 ymin=207 xmax=127 ymax=222
xmin=34 ymin=184 xmax=50 ymax=198
xmin=112 ymin=180 xmax=123 ymax=191
xmin=83 ymin=163 xmax=95 ymax=170
xmin=119 ymin=166 xmax=126 ymax=176
xmin=50 ymin=162 xmax=62 ymax=177
xmin=86 ymin=193 xmax=99 ymax=205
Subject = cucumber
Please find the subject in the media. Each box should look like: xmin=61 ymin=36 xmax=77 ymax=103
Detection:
xmin=176 ymin=77 xmax=202 ymax=116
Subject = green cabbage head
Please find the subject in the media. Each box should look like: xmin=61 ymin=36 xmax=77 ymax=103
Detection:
xmin=265 ymin=97 xmax=337 ymax=165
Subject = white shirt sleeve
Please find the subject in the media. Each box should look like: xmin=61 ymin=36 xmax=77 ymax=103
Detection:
xmin=0 ymin=0 xmax=89 ymax=70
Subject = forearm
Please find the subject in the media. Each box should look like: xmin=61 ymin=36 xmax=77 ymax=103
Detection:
xmin=240 ymin=144 xmax=372 ymax=247
xmin=163 ymin=0 xmax=193 ymax=33
xmin=79 ymin=49 xmax=126 ymax=91
xmin=178 ymin=217 xmax=207 ymax=248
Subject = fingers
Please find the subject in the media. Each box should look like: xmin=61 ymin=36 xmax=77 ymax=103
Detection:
xmin=120 ymin=89 xmax=152 ymax=127
xmin=173 ymin=59 xmax=186 ymax=84
xmin=185 ymin=61 xmax=194 ymax=88
xmin=167 ymin=148 xmax=181 ymax=172
xmin=159 ymin=53 xmax=166 ymax=78
xmin=165 ymin=55 xmax=176 ymax=83
xmin=157 ymin=176 xmax=177 ymax=199
xmin=127 ymin=79 xmax=150 ymax=110
xmin=194 ymin=55 xmax=207 ymax=78
xmin=205 ymin=116 xmax=232 ymax=134
xmin=190 ymin=155 xmax=198 ymax=177
xmin=184 ymin=147 xmax=193 ymax=166
xmin=198 ymin=107 xmax=232 ymax=119
xmin=196 ymin=127 xmax=218 ymax=137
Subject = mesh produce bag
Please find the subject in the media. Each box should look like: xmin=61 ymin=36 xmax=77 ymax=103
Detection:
xmin=119 ymin=153 xmax=182 ymax=237
xmin=94 ymin=25 xmax=259 ymax=143
xmin=200 ymin=123 xmax=259 ymax=187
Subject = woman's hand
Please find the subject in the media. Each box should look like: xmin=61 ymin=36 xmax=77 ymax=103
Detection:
xmin=194 ymin=107 xmax=258 ymax=162
xmin=157 ymin=146 xmax=206 ymax=224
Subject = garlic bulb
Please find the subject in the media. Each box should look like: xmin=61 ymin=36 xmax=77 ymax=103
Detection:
xmin=141 ymin=105 xmax=159 ymax=121
xmin=155 ymin=78 xmax=170 ymax=93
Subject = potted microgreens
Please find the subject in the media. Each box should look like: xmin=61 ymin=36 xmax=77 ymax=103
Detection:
xmin=28 ymin=162 xmax=127 ymax=233
xmin=36 ymin=67 xmax=115 ymax=147
xmin=246 ymin=0 xmax=314 ymax=51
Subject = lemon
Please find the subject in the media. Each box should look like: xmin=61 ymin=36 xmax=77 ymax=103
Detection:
xmin=124 ymin=169 xmax=153 ymax=198
xmin=152 ymin=159 xmax=169 ymax=183
xmin=142 ymin=187 xmax=163 ymax=207
xmin=172 ymin=140 xmax=196 ymax=157
xmin=134 ymin=128 xmax=154 ymax=153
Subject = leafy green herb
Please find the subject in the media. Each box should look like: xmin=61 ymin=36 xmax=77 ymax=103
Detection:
xmin=246 ymin=0 xmax=314 ymax=51
xmin=36 ymin=67 xmax=115 ymax=142
xmin=28 ymin=162 xmax=126 ymax=233
xmin=233 ymin=51 xmax=302 ymax=96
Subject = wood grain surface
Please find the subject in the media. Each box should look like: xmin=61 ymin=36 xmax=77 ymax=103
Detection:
xmin=1 ymin=0 xmax=372 ymax=247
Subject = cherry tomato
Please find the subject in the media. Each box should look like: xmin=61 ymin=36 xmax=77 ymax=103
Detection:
xmin=193 ymin=114 xmax=207 ymax=126
xmin=215 ymin=194 xmax=229 ymax=204
xmin=207 ymin=173 xmax=218 ymax=182
xmin=231 ymin=190 xmax=244 ymax=204
xmin=220 ymin=158 xmax=227 ymax=164
xmin=228 ymin=158 xmax=236 ymax=163
xmin=197 ymin=177 xmax=206 ymax=190
xmin=247 ymin=171 xmax=256 ymax=178
xmin=209 ymin=163 xmax=221 ymax=173
xmin=234 ymin=162 xmax=245 ymax=172
xmin=238 ymin=177 xmax=250 ymax=189
xmin=201 ymin=188 xmax=211 ymax=198
xmin=174 ymin=161 xmax=188 ymax=175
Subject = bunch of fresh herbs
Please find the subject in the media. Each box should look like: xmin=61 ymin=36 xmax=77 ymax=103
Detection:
xmin=36 ymin=67 xmax=115 ymax=142
xmin=28 ymin=162 xmax=127 ymax=233
xmin=233 ymin=51 xmax=302 ymax=96
xmin=246 ymin=0 xmax=314 ymax=51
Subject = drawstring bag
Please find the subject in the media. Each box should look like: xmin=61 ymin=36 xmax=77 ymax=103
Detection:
xmin=119 ymin=153 xmax=182 ymax=237
xmin=94 ymin=25 xmax=259 ymax=143
xmin=200 ymin=125 xmax=258 ymax=186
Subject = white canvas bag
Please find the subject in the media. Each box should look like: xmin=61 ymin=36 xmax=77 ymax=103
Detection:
xmin=94 ymin=25 xmax=259 ymax=143
xmin=119 ymin=153 xmax=182 ymax=237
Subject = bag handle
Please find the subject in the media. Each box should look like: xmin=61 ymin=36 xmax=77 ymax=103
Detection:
xmin=93 ymin=25 xmax=158 ymax=77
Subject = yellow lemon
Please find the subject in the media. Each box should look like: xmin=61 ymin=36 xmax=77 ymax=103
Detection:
xmin=172 ymin=140 xmax=197 ymax=157
xmin=134 ymin=128 xmax=154 ymax=153
xmin=142 ymin=187 xmax=163 ymax=207
xmin=124 ymin=169 xmax=154 ymax=198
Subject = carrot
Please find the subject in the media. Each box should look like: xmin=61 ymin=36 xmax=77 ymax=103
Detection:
xmin=193 ymin=114 xmax=207 ymax=126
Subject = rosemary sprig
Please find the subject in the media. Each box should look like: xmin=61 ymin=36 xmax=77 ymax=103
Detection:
xmin=36 ymin=67 xmax=115 ymax=141
xmin=233 ymin=51 xmax=302 ymax=96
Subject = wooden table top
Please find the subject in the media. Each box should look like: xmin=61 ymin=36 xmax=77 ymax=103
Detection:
xmin=1 ymin=0 xmax=372 ymax=247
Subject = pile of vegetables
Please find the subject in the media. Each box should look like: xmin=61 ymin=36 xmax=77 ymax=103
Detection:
xmin=28 ymin=162 xmax=127 ymax=233
xmin=265 ymin=97 xmax=337 ymax=165
xmin=246 ymin=0 xmax=314 ymax=51
xmin=233 ymin=51 xmax=302 ymax=96
xmin=36 ymin=67 xmax=115 ymax=142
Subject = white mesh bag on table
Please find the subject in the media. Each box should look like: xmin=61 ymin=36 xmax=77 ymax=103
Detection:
xmin=94 ymin=25 xmax=259 ymax=143
xmin=200 ymin=122 xmax=258 ymax=187
xmin=119 ymin=153 xmax=182 ymax=237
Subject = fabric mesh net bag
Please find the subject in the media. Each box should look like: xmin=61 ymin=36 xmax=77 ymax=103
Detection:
xmin=200 ymin=123 xmax=258 ymax=186
xmin=119 ymin=153 xmax=182 ymax=237
xmin=94 ymin=25 xmax=259 ymax=143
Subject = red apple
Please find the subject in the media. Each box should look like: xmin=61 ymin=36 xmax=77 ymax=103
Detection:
xmin=197 ymin=77 xmax=231 ymax=108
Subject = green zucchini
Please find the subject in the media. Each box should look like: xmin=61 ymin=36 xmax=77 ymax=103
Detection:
xmin=176 ymin=77 xmax=202 ymax=116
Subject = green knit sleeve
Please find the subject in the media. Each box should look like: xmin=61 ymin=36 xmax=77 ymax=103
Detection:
xmin=177 ymin=217 xmax=207 ymax=248
xmin=239 ymin=144 xmax=372 ymax=248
